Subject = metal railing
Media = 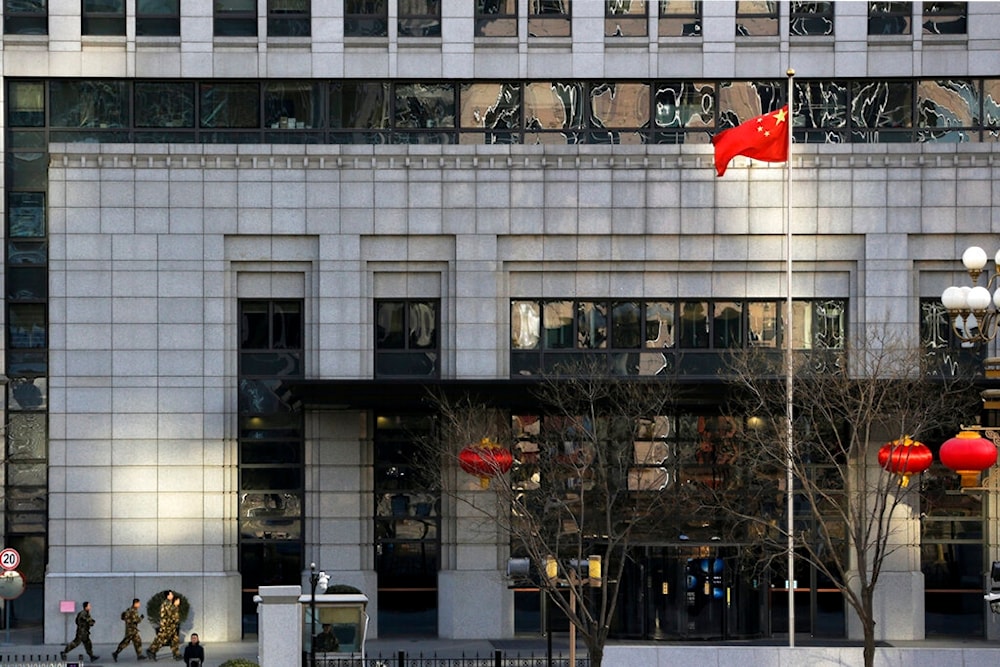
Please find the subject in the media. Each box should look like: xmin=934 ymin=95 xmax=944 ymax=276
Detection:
xmin=320 ymin=651 xmax=588 ymax=667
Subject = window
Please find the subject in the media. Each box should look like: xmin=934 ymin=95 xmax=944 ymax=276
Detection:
xmin=658 ymin=1 xmax=700 ymax=37
xmin=4 ymin=0 xmax=47 ymax=35
xmin=393 ymin=83 xmax=456 ymax=144
xmin=475 ymin=0 xmax=516 ymax=37
xmin=345 ymin=0 xmax=387 ymax=37
xmin=268 ymin=0 xmax=309 ymax=37
xmin=736 ymin=0 xmax=778 ymax=36
xmin=82 ymin=0 xmax=124 ymax=36
xmin=922 ymin=1 xmax=966 ymax=35
xmin=375 ymin=300 xmax=439 ymax=377
xmin=510 ymin=298 xmax=846 ymax=377
xmin=239 ymin=300 xmax=303 ymax=380
xmin=529 ymin=0 xmax=571 ymax=37
xmin=399 ymin=0 xmax=440 ymax=37
xmin=215 ymin=0 xmax=257 ymax=37
xmin=790 ymin=1 xmax=833 ymax=36
xmin=137 ymin=0 xmax=180 ymax=36
xmin=607 ymin=0 xmax=647 ymax=37
xmin=868 ymin=2 xmax=911 ymax=35
xmin=919 ymin=298 xmax=983 ymax=378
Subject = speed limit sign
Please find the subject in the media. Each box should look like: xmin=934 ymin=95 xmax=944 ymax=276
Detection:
xmin=0 ymin=548 xmax=20 ymax=572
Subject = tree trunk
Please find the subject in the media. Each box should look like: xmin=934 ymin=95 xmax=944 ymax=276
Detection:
xmin=587 ymin=641 xmax=603 ymax=667
xmin=862 ymin=590 xmax=876 ymax=667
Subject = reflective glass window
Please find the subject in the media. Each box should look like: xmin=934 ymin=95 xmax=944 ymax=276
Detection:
xmin=137 ymin=0 xmax=179 ymax=36
xmin=529 ymin=0 xmax=571 ymax=37
xmin=795 ymin=80 xmax=849 ymax=142
xmin=4 ymin=0 xmax=47 ymax=35
xmin=607 ymin=0 xmax=647 ymax=37
xmin=394 ymin=83 xmax=455 ymax=128
xmin=658 ymin=1 xmax=701 ymax=37
xmin=8 ymin=377 xmax=46 ymax=411
xmin=8 ymin=241 xmax=47 ymax=266
xmin=576 ymin=302 xmax=608 ymax=349
xmin=7 ymin=266 xmax=47 ymax=301
xmin=678 ymin=301 xmax=709 ymax=349
xmin=589 ymin=82 xmax=650 ymax=144
xmin=49 ymin=80 xmax=129 ymax=128
xmin=330 ymin=82 xmax=390 ymax=129
xmin=345 ymin=0 xmax=387 ymax=36
xmin=264 ymin=81 xmax=320 ymax=129
xmin=8 ymin=303 xmax=46 ymax=349
xmin=375 ymin=300 xmax=439 ymax=378
xmin=215 ymin=0 xmax=257 ymax=37
xmin=524 ymin=82 xmax=585 ymax=143
xmin=747 ymin=301 xmax=779 ymax=348
xmin=200 ymin=82 xmax=260 ymax=128
xmin=476 ymin=0 xmax=516 ymax=36
xmin=922 ymin=1 xmax=966 ymax=35
xmin=8 ymin=193 xmax=45 ymax=238
xmin=713 ymin=302 xmax=743 ymax=348
xmin=82 ymin=0 xmax=124 ymax=36
xmin=850 ymin=80 xmax=913 ymax=141
xmin=652 ymin=81 xmax=713 ymax=144
xmin=135 ymin=82 xmax=195 ymax=128
xmin=7 ymin=82 xmax=45 ymax=127
xmin=868 ymin=1 xmax=912 ymax=35
xmin=985 ymin=80 xmax=1000 ymax=141
xmin=459 ymin=82 xmax=521 ymax=143
xmin=718 ymin=80 xmax=784 ymax=128
xmin=917 ymin=80 xmax=978 ymax=143
xmin=269 ymin=0 xmax=309 ymax=37
xmin=9 ymin=152 xmax=47 ymax=189
xmin=736 ymin=0 xmax=778 ymax=36
xmin=790 ymin=2 xmax=833 ymax=36
xmin=511 ymin=301 xmax=541 ymax=350
xmin=399 ymin=0 xmax=441 ymax=37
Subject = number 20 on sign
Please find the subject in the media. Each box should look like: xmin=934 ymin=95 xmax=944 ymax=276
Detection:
xmin=0 ymin=548 xmax=20 ymax=571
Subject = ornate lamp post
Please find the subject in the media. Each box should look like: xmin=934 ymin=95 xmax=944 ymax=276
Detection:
xmin=941 ymin=246 xmax=1000 ymax=344
xmin=308 ymin=562 xmax=329 ymax=667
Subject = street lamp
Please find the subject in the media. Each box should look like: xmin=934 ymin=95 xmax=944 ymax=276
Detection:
xmin=941 ymin=246 xmax=1000 ymax=344
xmin=308 ymin=562 xmax=329 ymax=667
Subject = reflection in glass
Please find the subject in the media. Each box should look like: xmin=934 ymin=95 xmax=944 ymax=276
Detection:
xmin=917 ymin=80 xmax=978 ymax=142
xmin=399 ymin=0 xmax=441 ymax=37
xmin=512 ymin=301 xmax=541 ymax=350
xmin=747 ymin=302 xmax=778 ymax=347
xmin=659 ymin=1 xmax=701 ymax=37
xmin=137 ymin=0 xmax=180 ymax=36
xmin=591 ymin=82 xmax=650 ymax=132
xmin=264 ymin=81 xmax=320 ymax=129
xmin=268 ymin=0 xmax=310 ymax=37
xmin=83 ymin=0 xmax=125 ymax=35
xmin=214 ymin=0 xmax=257 ymax=36
xmin=345 ymin=0 xmax=388 ymax=37
xmin=606 ymin=0 xmax=647 ymax=37
xmin=713 ymin=302 xmax=743 ymax=348
xmin=476 ymin=0 xmax=517 ymax=36
xmin=611 ymin=301 xmax=642 ymax=348
xmin=50 ymin=80 xmax=129 ymax=128
xmin=529 ymin=0 xmax=571 ymax=36
xmin=135 ymin=82 xmax=195 ymax=128
xmin=645 ymin=302 xmax=675 ymax=348
xmin=8 ymin=303 xmax=46 ymax=349
xmin=543 ymin=301 xmax=574 ymax=349
xmin=8 ymin=82 xmax=45 ymax=126
xmin=525 ymin=82 xmax=584 ymax=142
xmin=200 ymin=82 xmax=260 ymax=128
xmin=922 ymin=1 xmax=966 ymax=35
xmin=717 ymin=80 xmax=783 ymax=129
xmin=868 ymin=1 xmax=912 ymax=35
xmin=7 ymin=413 xmax=47 ymax=459
xmin=678 ymin=301 xmax=709 ymax=348
xmin=8 ymin=192 xmax=45 ymax=237
xmin=7 ymin=266 xmax=47 ymax=301
xmin=460 ymin=83 xmax=521 ymax=131
xmin=790 ymin=2 xmax=833 ymax=36
xmin=851 ymin=80 xmax=913 ymax=140
xmin=331 ymin=82 xmax=390 ymax=129
xmin=576 ymin=302 xmax=608 ymax=349
xmin=8 ymin=462 xmax=46 ymax=486
xmin=736 ymin=0 xmax=778 ymax=36
xmin=4 ymin=0 xmax=48 ymax=35
xmin=394 ymin=83 xmax=455 ymax=128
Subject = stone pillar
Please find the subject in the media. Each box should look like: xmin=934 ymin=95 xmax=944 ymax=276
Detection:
xmin=256 ymin=585 xmax=302 ymax=667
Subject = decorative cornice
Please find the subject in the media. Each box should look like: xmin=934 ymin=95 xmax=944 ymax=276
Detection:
xmin=46 ymin=144 xmax=1000 ymax=172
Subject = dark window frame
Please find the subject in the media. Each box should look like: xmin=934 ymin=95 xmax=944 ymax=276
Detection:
xmin=789 ymin=1 xmax=834 ymax=37
xmin=137 ymin=0 xmax=181 ymax=37
xmin=345 ymin=0 xmax=388 ymax=37
xmin=398 ymin=0 xmax=441 ymax=38
xmin=922 ymin=1 xmax=967 ymax=35
xmin=214 ymin=0 xmax=258 ymax=37
xmin=868 ymin=1 xmax=912 ymax=35
xmin=268 ymin=0 xmax=310 ymax=37
xmin=475 ymin=0 xmax=517 ymax=37
xmin=529 ymin=0 xmax=571 ymax=38
xmin=81 ymin=0 xmax=125 ymax=36
xmin=4 ymin=0 xmax=48 ymax=35
xmin=735 ymin=0 xmax=779 ymax=37
xmin=375 ymin=299 xmax=441 ymax=378
xmin=606 ymin=0 xmax=648 ymax=37
xmin=658 ymin=0 xmax=702 ymax=37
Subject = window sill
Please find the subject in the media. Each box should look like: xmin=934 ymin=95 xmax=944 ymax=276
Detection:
xmin=921 ymin=33 xmax=968 ymax=46
xmin=213 ymin=36 xmax=258 ymax=48
xmin=474 ymin=36 xmax=519 ymax=48
xmin=344 ymin=36 xmax=390 ymax=48
xmin=136 ymin=36 xmax=181 ymax=48
xmin=789 ymin=35 xmax=835 ymax=46
xmin=1 ymin=34 xmax=49 ymax=46
xmin=604 ymin=36 xmax=651 ymax=47
xmin=266 ymin=37 xmax=312 ymax=49
xmin=81 ymin=34 xmax=126 ymax=47
xmin=397 ymin=38 xmax=443 ymax=50
xmin=656 ymin=36 xmax=703 ymax=48
xmin=526 ymin=37 xmax=572 ymax=49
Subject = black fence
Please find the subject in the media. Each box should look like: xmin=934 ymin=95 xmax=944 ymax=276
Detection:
xmin=319 ymin=651 xmax=589 ymax=667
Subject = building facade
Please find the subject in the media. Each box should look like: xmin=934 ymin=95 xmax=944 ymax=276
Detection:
xmin=1 ymin=0 xmax=1000 ymax=646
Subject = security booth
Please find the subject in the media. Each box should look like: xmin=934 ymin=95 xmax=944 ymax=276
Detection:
xmin=300 ymin=592 xmax=369 ymax=662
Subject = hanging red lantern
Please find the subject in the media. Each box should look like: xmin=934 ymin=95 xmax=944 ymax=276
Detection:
xmin=877 ymin=437 xmax=932 ymax=487
xmin=459 ymin=437 xmax=514 ymax=488
xmin=940 ymin=430 xmax=998 ymax=487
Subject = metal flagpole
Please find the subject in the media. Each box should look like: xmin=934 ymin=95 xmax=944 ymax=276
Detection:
xmin=784 ymin=67 xmax=796 ymax=648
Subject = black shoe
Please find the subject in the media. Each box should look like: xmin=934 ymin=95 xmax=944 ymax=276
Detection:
xmin=173 ymin=655 xmax=182 ymax=661
xmin=90 ymin=655 xmax=100 ymax=662
xmin=138 ymin=654 xmax=148 ymax=660
xmin=60 ymin=652 xmax=67 ymax=660
xmin=147 ymin=649 xmax=157 ymax=662
xmin=113 ymin=651 xmax=119 ymax=662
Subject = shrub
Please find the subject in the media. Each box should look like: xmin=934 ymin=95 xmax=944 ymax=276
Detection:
xmin=219 ymin=660 xmax=261 ymax=667
xmin=324 ymin=584 xmax=362 ymax=594
xmin=146 ymin=590 xmax=190 ymax=626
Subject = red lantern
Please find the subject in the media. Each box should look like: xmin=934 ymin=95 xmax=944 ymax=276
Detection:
xmin=877 ymin=437 xmax=932 ymax=488
xmin=940 ymin=430 xmax=998 ymax=487
xmin=459 ymin=437 xmax=514 ymax=488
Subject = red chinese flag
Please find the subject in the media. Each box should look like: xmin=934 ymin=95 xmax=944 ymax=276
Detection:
xmin=711 ymin=106 xmax=789 ymax=177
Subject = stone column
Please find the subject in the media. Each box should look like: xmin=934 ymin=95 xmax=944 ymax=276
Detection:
xmin=256 ymin=585 xmax=303 ymax=667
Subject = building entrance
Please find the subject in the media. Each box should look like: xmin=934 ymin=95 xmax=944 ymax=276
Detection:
xmin=613 ymin=545 xmax=763 ymax=640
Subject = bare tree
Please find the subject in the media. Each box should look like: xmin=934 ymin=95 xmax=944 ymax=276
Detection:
xmin=718 ymin=326 xmax=978 ymax=667
xmin=427 ymin=367 xmax=689 ymax=667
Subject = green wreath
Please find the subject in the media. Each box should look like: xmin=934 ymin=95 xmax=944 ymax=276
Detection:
xmin=145 ymin=590 xmax=190 ymax=627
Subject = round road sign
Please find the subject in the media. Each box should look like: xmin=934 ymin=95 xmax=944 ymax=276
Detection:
xmin=0 ymin=548 xmax=20 ymax=572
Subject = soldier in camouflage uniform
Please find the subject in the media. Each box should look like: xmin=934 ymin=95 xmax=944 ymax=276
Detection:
xmin=113 ymin=598 xmax=147 ymax=662
xmin=61 ymin=601 xmax=99 ymax=662
xmin=146 ymin=591 xmax=182 ymax=661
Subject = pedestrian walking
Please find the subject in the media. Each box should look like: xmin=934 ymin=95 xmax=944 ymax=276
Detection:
xmin=113 ymin=597 xmax=148 ymax=662
xmin=61 ymin=601 xmax=99 ymax=662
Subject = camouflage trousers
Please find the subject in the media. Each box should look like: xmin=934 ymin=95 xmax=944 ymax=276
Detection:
xmin=148 ymin=628 xmax=180 ymax=657
xmin=116 ymin=627 xmax=144 ymax=656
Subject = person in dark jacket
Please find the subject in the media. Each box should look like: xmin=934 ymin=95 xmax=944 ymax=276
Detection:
xmin=61 ymin=601 xmax=99 ymax=662
xmin=182 ymin=633 xmax=205 ymax=667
